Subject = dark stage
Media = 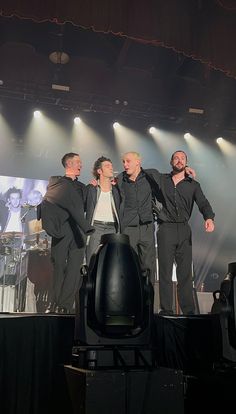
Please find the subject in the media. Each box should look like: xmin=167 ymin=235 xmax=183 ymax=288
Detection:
xmin=0 ymin=312 xmax=235 ymax=414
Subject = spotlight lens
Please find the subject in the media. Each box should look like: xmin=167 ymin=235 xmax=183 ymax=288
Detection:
xmin=34 ymin=110 xmax=41 ymax=118
xmin=216 ymin=137 xmax=223 ymax=144
xmin=149 ymin=127 xmax=155 ymax=134
xmin=74 ymin=117 xmax=81 ymax=124
xmin=113 ymin=122 xmax=120 ymax=129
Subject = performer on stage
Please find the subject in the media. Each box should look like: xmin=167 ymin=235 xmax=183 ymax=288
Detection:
xmin=40 ymin=152 xmax=94 ymax=314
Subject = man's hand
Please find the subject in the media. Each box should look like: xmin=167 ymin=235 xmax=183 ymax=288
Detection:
xmin=185 ymin=166 xmax=196 ymax=179
xmin=205 ymin=219 xmax=215 ymax=233
xmin=89 ymin=179 xmax=98 ymax=187
xmin=111 ymin=177 xmax=118 ymax=185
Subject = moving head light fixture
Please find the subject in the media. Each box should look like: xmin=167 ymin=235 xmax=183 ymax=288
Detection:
xmin=74 ymin=233 xmax=154 ymax=370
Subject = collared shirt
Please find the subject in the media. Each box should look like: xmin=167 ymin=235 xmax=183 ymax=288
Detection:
xmin=121 ymin=169 xmax=153 ymax=227
xmin=63 ymin=176 xmax=87 ymax=205
xmin=158 ymin=173 xmax=215 ymax=223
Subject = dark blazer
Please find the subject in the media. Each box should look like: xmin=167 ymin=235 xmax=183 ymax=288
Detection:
xmin=39 ymin=176 xmax=94 ymax=238
xmin=85 ymin=184 xmax=122 ymax=230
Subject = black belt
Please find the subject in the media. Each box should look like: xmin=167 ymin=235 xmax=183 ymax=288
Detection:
xmin=94 ymin=220 xmax=116 ymax=226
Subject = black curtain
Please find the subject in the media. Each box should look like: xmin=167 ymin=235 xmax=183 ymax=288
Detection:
xmin=0 ymin=315 xmax=74 ymax=414
xmin=1 ymin=0 xmax=236 ymax=78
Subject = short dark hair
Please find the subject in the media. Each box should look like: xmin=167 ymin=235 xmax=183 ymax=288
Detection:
xmin=171 ymin=150 xmax=188 ymax=162
xmin=61 ymin=152 xmax=79 ymax=168
xmin=92 ymin=156 xmax=112 ymax=179
xmin=5 ymin=187 xmax=22 ymax=200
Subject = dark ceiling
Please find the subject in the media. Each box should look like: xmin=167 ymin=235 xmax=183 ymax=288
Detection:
xmin=1 ymin=15 xmax=236 ymax=137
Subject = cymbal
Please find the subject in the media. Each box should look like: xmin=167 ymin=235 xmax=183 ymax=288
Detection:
xmin=1 ymin=231 xmax=23 ymax=238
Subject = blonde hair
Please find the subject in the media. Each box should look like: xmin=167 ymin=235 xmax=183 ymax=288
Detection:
xmin=123 ymin=151 xmax=141 ymax=160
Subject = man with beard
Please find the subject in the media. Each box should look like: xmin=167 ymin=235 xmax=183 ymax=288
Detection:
xmin=156 ymin=150 xmax=215 ymax=315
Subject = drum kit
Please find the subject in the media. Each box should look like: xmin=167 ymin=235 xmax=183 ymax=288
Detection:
xmin=0 ymin=228 xmax=51 ymax=312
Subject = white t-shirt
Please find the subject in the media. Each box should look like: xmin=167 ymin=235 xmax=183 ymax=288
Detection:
xmin=5 ymin=210 xmax=22 ymax=232
xmin=94 ymin=191 xmax=114 ymax=222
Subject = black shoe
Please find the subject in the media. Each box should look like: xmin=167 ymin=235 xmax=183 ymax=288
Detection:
xmin=45 ymin=303 xmax=56 ymax=314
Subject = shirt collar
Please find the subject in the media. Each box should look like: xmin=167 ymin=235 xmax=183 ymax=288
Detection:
xmin=64 ymin=175 xmax=78 ymax=182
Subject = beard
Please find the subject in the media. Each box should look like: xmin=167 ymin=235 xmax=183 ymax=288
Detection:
xmin=172 ymin=164 xmax=185 ymax=173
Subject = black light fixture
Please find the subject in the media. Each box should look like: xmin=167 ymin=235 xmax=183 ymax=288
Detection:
xmin=74 ymin=234 xmax=154 ymax=369
xmin=49 ymin=53 xmax=70 ymax=92
xmin=49 ymin=27 xmax=70 ymax=92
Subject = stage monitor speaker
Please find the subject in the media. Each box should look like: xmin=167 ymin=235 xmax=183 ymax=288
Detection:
xmin=64 ymin=365 xmax=184 ymax=414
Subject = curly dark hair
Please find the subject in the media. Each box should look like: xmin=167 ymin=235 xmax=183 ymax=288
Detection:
xmin=92 ymin=156 xmax=112 ymax=179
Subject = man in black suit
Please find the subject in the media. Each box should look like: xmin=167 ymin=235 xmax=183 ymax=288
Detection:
xmin=40 ymin=152 xmax=94 ymax=314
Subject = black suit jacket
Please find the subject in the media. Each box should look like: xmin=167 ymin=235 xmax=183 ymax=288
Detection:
xmin=39 ymin=176 xmax=94 ymax=238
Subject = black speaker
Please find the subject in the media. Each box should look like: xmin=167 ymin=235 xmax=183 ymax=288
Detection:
xmin=64 ymin=365 xmax=184 ymax=414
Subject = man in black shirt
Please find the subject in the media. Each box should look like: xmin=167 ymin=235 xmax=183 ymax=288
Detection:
xmin=117 ymin=152 xmax=157 ymax=286
xmin=40 ymin=152 xmax=94 ymax=314
xmin=156 ymin=150 xmax=215 ymax=315
xmin=116 ymin=151 xmax=196 ymax=287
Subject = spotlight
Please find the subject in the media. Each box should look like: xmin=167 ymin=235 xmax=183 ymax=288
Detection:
xmin=33 ymin=110 xmax=42 ymax=118
xmin=149 ymin=127 xmax=156 ymax=134
xmin=216 ymin=137 xmax=223 ymax=144
xmin=184 ymin=132 xmax=191 ymax=139
xmin=113 ymin=122 xmax=120 ymax=129
xmin=74 ymin=116 xmax=81 ymax=124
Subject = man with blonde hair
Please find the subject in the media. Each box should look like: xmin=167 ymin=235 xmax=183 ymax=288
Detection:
xmin=116 ymin=151 xmax=196 ymax=292
xmin=116 ymin=151 xmax=158 ymax=287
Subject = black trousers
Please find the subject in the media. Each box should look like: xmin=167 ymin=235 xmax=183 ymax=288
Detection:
xmin=123 ymin=222 xmax=156 ymax=286
xmin=157 ymin=222 xmax=195 ymax=314
xmin=50 ymin=221 xmax=85 ymax=312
